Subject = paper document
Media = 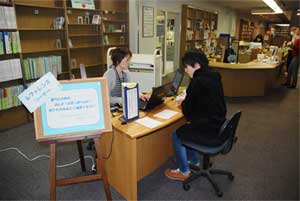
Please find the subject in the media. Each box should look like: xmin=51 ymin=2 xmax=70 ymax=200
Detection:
xmin=135 ymin=117 xmax=162 ymax=129
xmin=154 ymin=109 xmax=178 ymax=119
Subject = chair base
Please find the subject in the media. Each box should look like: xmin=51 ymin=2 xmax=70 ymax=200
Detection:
xmin=182 ymin=168 xmax=234 ymax=197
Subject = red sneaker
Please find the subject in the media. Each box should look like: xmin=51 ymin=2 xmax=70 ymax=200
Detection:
xmin=164 ymin=168 xmax=191 ymax=181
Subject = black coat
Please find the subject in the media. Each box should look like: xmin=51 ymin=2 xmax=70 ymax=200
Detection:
xmin=177 ymin=68 xmax=227 ymax=146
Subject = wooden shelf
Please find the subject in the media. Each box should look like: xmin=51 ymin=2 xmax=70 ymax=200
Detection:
xmin=66 ymin=7 xmax=100 ymax=12
xmin=68 ymin=23 xmax=101 ymax=26
xmin=103 ymin=32 xmax=127 ymax=34
xmin=0 ymin=29 xmax=17 ymax=31
xmin=69 ymin=34 xmax=102 ymax=37
xmin=0 ymin=1 xmax=12 ymax=6
xmin=18 ymin=28 xmax=65 ymax=31
xmin=71 ymin=63 xmax=102 ymax=70
xmin=101 ymin=10 xmax=128 ymax=14
xmin=70 ymin=45 xmax=102 ymax=50
xmin=0 ymin=79 xmax=23 ymax=88
xmin=103 ymin=19 xmax=127 ymax=23
xmin=0 ymin=53 xmax=21 ymax=59
xmin=22 ymin=48 xmax=67 ymax=54
xmin=15 ymin=3 xmax=64 ymax=10
xmin=103 ymin=44 xmax=128 ymax=47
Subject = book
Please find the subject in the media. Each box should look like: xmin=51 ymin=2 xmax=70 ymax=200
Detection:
xmin=0 ymin=32 xmax=4 ymax=55
xmin=3 ymin=31 xmax=12 ymax=54
xmin=11 ymin=31 xmax=21 ymax=53
xmin=0 ymin=59 xmax=22 ymax=82
xmin=92 ymin=15 xmax=101 ymax=25
xmin=0 ymin=85 xmax=24 ymax=110
xmin=22 ymin=56 xmax=62 ymax=80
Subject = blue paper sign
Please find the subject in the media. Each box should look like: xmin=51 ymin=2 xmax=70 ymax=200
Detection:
xmin=41 ymin=82 xmax=105 ymax=136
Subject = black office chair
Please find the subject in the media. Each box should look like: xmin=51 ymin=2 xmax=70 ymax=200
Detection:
xmin=182 ymin=111 xmax=242 ymax=197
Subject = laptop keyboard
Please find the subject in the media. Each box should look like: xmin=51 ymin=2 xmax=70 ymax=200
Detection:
xmin=138 ymin=99 xmax=148 ymax=110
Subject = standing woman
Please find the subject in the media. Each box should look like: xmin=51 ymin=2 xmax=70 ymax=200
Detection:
xmin=103 ymin=47 xmax=148 ymax=106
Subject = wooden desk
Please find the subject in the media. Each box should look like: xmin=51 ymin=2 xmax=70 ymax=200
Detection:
xmin=100 ymin=98 xmax=185 ymax=200
xmin=209 ymin=61 xmax=285 ymax=97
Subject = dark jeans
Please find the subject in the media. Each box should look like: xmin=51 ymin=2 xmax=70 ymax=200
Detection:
xmin=287 ymin=56 xmax=300 ymax=87
xmin=172 ymin=131 xmax=200 ymax=174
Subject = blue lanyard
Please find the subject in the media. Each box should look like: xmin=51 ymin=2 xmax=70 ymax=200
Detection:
xmin=114 ymin=67 xmax=125 ymax=84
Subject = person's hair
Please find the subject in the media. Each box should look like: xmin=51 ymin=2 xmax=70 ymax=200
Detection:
xmin=253 ymin=34 xmax=264 ymax=43
xmin=182 ymin=50 xmax=209 ymax=70
xmin=111 ymin=47 xmax=132 ymax=66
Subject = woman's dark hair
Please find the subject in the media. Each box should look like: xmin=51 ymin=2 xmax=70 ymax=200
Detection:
xmin=253 ymin=34 xmax=264 ymax=43
xmin=111 ymin=47 xmax=132 ymax=66
xmin=182 ymin=50 xmax=209 ymax=70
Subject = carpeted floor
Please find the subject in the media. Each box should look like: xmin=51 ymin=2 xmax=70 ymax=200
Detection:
xmin=0 ymin=75 xmax=299 ymax=200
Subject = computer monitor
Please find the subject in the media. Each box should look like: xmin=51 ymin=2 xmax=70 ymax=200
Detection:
xmin=249 ymin=42 xmax=262 ymax=49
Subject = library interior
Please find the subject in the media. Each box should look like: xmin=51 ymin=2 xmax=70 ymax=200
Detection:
xmin=0 ymin=0 xmax=299 ymax=200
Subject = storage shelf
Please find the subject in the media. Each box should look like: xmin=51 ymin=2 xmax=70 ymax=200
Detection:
xmin=18 ymin=28 xmax=65 ymax=31
xmin=70 ymin=45 xmax=102 ymax=50
xmin=71 ymin=63 xmax=102 ymax=69
xmin=0 ymin=29 xmax=17 ymax=31
xmin=103 ymin=19 xmax=127 ymax=23
xmin=66 ymin=7 xmax=100 ymax=12
xmin=103 ymin=44 xmax=128 ymax=47
xmin=68 ymin=23 xmax=101 ymax=26
xmin=0 ymin=79 xmax=23 ymax=87
xmin=15 ymin=3 xmax=64 ymax=10
xmin=22 ymin=48 xmax=67 ymax=54
xmin=69 ymin=34 xmax=102 ymax=37
xmin=0 ymin=1 xmax=12 ymax=6
xmin=0 ymin=53 xmax=21 ymax=59
xmin=101 ymin=10 xmax=128 ymax=14
xmin=0 ymin=105 xmax=23 ymax=112
xmin=103 ymin=32 xmax=127 ymax=34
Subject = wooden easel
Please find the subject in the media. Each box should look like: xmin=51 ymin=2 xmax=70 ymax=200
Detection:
xmin=48 ymin=134 xmax=112 ymax=201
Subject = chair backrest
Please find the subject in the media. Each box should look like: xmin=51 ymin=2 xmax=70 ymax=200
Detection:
xmin=219 ymin=111 xmax=242 ymax=154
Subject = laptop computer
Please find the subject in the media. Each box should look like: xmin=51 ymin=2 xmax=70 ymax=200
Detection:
xmin=138 ymin=83 xmax=171 ymax=111
xmin=166 ymin=70 xmax=184 ymax=97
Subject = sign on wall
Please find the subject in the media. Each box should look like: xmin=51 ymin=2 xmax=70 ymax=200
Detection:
xmin=71 ymin=0 xmax=95 ymax=9
xmin=34 ymin=78 xmax=111 ymax=142
xmin=143 ymin=6 xmax=154 ymax=37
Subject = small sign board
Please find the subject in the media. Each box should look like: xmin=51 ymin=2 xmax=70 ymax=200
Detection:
xmin=34 ymin=78 xmax=111 ymax=142
xmin=71 ymin=0 xmax=95 ymax=9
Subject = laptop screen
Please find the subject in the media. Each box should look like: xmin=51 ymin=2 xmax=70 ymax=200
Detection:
xmin=172 ymin=70 xmax=184 ymax=93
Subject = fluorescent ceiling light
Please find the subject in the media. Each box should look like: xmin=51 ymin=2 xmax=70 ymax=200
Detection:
xmin=274 ymin=24 xmax=290 ymax=27
xmin=251 ymin=8 xmax=277 ymax=15
xmin=262 ymin=0 xmax=283 ymax=13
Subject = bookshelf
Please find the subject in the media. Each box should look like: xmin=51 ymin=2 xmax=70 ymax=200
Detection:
xmin=0 ymin=0 xmax=129 ymax=130
xmin=0 ymin=0 xmax=28 ymax=130
xmin=180 ymin=5 xmax=218 ymax=68
xmin=238 ymin=19 xmax=254 ymax=42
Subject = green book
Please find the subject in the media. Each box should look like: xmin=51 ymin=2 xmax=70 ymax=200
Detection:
xmin=22 ymin=59 xmax=30 ymax=80
xmin=0 ymin=32 xmax=4 ymax=55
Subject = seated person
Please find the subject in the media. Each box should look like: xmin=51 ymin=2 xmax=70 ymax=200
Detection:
xmin=165 ymin=50 xmax=227 ymax=181
xmin=223 ymin=47 xmax=236 ymax=63
xmin=253 ymin=34 xmax=265 ymax=46
xmin=103 ymin=47 xmax=148 ymax=106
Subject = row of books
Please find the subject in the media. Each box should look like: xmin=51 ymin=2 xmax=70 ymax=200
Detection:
xmin=0 ymin=31 xmax=21 ymax=54
xmin=22 ymin=56 xmax=62 ymax=80
xmin=0 ymin=85 xmax=24 ymax=110
xmin=0 ymin=58 xmax=22 ymax=82
xmin=0 ymin=6 xmax=17 ymax=29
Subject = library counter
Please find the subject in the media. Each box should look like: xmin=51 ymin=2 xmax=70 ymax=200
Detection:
xmin=209 ymin=61 xmax=285 ymax=97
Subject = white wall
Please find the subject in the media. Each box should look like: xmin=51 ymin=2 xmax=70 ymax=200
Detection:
xmin=129 ymin=0 xmax=237 ymax=54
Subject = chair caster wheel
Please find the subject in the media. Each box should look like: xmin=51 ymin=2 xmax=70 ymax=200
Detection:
xmin=217 ymin=191 xmax=223 ymax=197
xmin=228 ymin=174 xmax=234 ymax=181
xmin=183 ymin=184 xmax=190 ymax=191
